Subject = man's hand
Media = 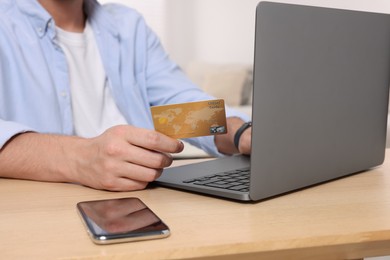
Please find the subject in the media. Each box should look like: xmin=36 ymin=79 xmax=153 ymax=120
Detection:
xmin=0 ymin=125 xmax=184 ymax=191
xmin=73 ymin=125 xmax=184 ymax=191
xmin=214 ymin=117 xmax=252 ymax=155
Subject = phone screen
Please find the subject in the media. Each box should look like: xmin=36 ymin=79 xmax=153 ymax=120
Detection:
xmin=77 ymin=197 xmax=170 ymax=244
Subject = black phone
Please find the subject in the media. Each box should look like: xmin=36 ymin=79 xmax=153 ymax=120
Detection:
xmin=76 ymin=197 xmax=170 ymax=244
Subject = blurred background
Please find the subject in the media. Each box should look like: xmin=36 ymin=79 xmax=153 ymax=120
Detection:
xmin=100 ymin=0 xmax=390 ymax=69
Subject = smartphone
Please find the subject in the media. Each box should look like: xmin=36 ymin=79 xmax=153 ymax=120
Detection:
xmin=76 ymin=197 xmax=170 ymax=244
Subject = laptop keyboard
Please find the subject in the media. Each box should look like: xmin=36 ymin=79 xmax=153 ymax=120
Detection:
xmin=182 ymin=167 xmax=250 ymax=192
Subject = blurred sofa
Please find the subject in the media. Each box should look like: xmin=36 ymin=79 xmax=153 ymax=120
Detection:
xmin=185 ymin=61 xmax=253 ymax=107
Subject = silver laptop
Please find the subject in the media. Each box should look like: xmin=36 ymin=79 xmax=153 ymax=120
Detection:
xmin=155 ymin=2 xmax=390 ymax=201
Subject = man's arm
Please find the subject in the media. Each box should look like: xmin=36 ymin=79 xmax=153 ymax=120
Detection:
xmin=0 ymin=125 xmax=184 ymax=191
xmin=214 ymin=117 xmax=252 ymax=155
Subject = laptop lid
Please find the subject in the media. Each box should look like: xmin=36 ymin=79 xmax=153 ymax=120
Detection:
xmin=156 ymin=2 xmax=390 ymax=202
xmin=249 ymin=1 xmax=390 ymax=201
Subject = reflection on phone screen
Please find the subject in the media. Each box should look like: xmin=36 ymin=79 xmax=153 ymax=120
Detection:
xmin=78 ymin=197 xmax=168 ymax=237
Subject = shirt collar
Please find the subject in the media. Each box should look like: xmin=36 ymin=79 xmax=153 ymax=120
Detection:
xmin=15 ymin=0 xmax=52 ymax=38
xmin=84 ymin=0 xmax=120 ymax=38
xmin=15 ymin=0 xmax=119 ymax=38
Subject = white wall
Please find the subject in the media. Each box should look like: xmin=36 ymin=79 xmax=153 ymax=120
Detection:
xmin=164 ymin=0 xmax=260 ymax=67
xmin=166 ymin=0 xmax=390 ymax=67
xmin=99 ymin=0 xmax=390 ymax=67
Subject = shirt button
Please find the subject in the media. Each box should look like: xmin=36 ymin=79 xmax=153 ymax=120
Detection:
xmin=60 ymin=91 xmax=68 ymax=98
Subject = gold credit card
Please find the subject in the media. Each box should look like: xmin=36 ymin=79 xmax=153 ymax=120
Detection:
xmin=151 ymin=99 xmax=227 ymax=139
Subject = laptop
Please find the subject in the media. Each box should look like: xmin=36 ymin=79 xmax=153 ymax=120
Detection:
xmin=155 ymin=2 xmax=390 ymax=201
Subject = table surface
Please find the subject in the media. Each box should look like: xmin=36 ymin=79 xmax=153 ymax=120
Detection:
xmin=1 ymin=151 xmax=390 ymax=260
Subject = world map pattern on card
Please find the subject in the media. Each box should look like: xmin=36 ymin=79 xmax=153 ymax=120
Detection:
xmin=151 ymin=99 xmax=227 ymax=139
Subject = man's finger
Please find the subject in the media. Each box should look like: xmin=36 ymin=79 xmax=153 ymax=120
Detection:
xmin=124 ymin=127 xmax=184 ymax=153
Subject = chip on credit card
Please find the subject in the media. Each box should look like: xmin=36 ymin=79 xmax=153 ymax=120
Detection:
xmin=150 ymin=99 xmax=227 ymax=139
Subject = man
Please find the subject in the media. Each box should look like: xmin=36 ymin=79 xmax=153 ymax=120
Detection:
xmin=0 ymin=0 xmax=251 ymax=191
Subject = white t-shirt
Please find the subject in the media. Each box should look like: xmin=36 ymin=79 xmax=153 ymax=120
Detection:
xmin=56 ymin=22 xmax=127 ymax=138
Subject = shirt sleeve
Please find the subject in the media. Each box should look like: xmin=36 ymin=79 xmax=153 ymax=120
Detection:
xmin=0 ymin=119 xmax=35 ymax=149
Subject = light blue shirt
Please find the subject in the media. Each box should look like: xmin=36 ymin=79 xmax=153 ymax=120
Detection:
xmin=0 ymin=0 xmax=249 ymax=156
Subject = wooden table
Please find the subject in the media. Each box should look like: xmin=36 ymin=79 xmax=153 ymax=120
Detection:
xmin=1 ymin=152 xmax=390 ymax=259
